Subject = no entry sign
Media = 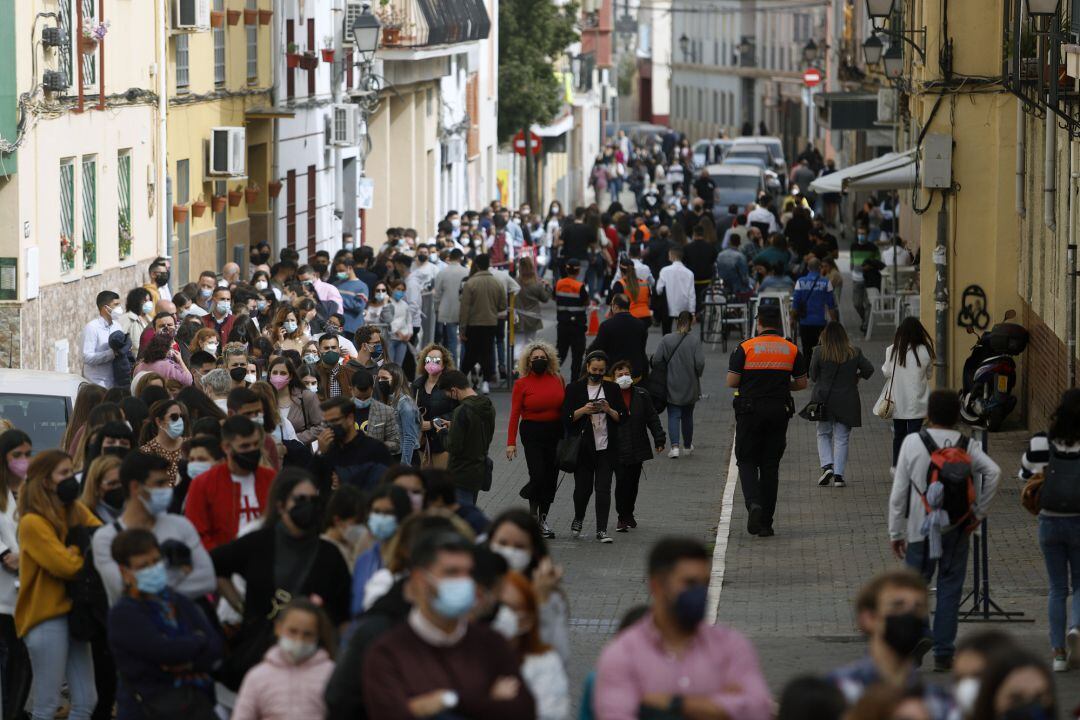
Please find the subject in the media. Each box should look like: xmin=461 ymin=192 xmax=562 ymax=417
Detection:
xmin=803 ymin=68 xmax=823 ymax=87
xmin=513 ymin=130 xmax=542 ymax=156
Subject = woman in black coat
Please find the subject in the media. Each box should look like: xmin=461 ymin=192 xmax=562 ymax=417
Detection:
xmin=562 ymin=350 xmax=627 ymax=543
xmin=610 ymin=360 xmax=666 ymax=532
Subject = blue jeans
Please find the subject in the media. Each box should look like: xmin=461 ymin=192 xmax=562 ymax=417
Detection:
xmin=389 ymin=338 xmax=409 ymax=366
xmin=1038 ymin=515 xmax=1080 ymax=649
xmin=905 ymin=528 xmax=970 ymax=659
xmin=455 ymin=487 xmax=478 ymax=507
xmin=892 ymin=418 xmax=923 ymax=466
xmin=24 ymin=615 xmax=97 ymax=720
xmin=437 ymin=321 xmax=460 ymax=365
xmin=667 ymin=404 xmax=695 ymax=447
xmin=816 ymin=421 xmax=851 ymax=476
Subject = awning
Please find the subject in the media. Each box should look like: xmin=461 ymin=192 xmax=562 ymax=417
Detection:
xmin=532 ymin=114 xmax=573 ymax=138
xmin=245 ymin=106 xmax=296 ymax=120
xmin=809 ymin=149 xmax=917 ymax=193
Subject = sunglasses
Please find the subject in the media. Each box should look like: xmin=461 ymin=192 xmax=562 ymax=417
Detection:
xmin=424 ymin=357 xmax=442 ymax=364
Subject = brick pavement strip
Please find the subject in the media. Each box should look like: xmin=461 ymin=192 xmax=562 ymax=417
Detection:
xmin=476 ymin=297 xmax=1080 ymax=706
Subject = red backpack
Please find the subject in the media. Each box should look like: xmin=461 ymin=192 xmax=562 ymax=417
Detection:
xmin=910 ymin=430 xmax=977 ymax=526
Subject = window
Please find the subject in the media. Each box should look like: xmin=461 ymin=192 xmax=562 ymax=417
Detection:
xmin=286 ymin=170 xmax=296 ymax=249
xmin=246 ymin=0 xmax=258 ymax=83
xmin=306 ymin=165 xmax=316 ymax=250
xmin=118 ymin=150 xmax=132 ymax=260
xmin=426 ymin=88 xmax=434 ymax=116
xmin=58 ymin=0 xmax=73 ymax=86
xmin=713 ymin=91 xmax=719 ymax=124
xmin=60 ymin=159 xmax=75 ymax=273
xmin=176 ymin=34 xmax=190 ymax=91
xmin=286 ymin=20 xmax=294 ymax=100
xmin=81 ymin=156 xmax=97 ymax=269
xmin=213 ymin=0 xmax=226 ymax=86
xmin=697 ymin=89 xmax=703 ymax=122
xmin=213 ymin=179 xmax=226 ymax=270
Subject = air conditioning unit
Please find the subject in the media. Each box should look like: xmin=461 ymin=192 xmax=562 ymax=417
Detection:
xmin=330 ymin=104 xmax=359 ymax=146
xmin=208 ymin=127 xmax=246 ymax=176
xmin=173 ymin=0 xmax=210 ymax=30
xmin=343 ymin=0 xmax=364 ymax=48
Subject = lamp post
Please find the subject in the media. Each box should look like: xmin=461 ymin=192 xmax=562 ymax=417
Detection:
xmin=679 ymin=32 xmax=690 ymax=61
xmin=882 ymin=42 xmax=904 ymax=79
xmin=351 ymin=6 xmax=382 ymax=63
xmin=862 ymin=34 xmax=884 ymax=65
xmin=1026 ymin=0 xmax=1060 ymax=16
xmin=802 ymin=39 xmax=819 ymax=64
xmin=866 ymin=0 xmax=895 ymax=21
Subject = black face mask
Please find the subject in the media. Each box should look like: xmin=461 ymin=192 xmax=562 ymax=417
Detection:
xmin=154 ymin=271 xmax=170 ymax=287
xmin=101 ymin=445 xmax=129 ymax=458
xmin=313 ymin=263 xmax=329 ymax=276
xmin=56 ymin=476 xmax=80 ymax=506
xmin=377 ymin=380 xmax=392 ymax=398
xmin=229 ymin=367 xmax=248 ymax=382
xmin=288 ymin=498 xmax=320 ymax=532
xmin=588 ymin=372 xmax=603 ymax=384
xmin=672 ymin=585 xmax=707 ymax=632
xmin=102 ymin=487 xmax=125 ymax=510
xmin=232 ymin=448 xmax=262 ymax=473
xmin=531 ymin=358 xmax=549 ymax=375
xmin=882 ymin=612 xmax=928 ymax=657
xmin=1000 ymin=702 xmax=1054 ymax=720
xmin=331 ymin=424 xmax=348 ymax=443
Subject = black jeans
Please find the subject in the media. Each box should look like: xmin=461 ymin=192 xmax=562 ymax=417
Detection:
xmin=615 ymin=461 xmax=644 ymax=519
xmin=573 ymin=448 xmax=615 ymax=532
xmin=735 ymin=399 xmax=791 ymax=528
xmin=556 ymin=323 xmax=586 ymax=380
xmin=90 ymin=633 xmax=116 ymax=720
xmin=461 ymin=325 xmax=497 ymax=381
xmin=800 ymin=324 xmax=824 ymax=356
xmin=892 ymin=418 xmax=924 ymax=465
xmin=0 ymin=613 xmax=30 ymax=720
xmin=521 ymin=420 xmax=562 ymax=516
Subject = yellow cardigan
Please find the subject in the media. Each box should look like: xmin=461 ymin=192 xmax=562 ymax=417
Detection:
xmin=15 ymin=503 xmax=100 ymax=637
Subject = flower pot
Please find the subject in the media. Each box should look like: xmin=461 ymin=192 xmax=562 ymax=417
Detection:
xmin=191 ymin=200 xmax=208 ymax=218
xmin=245 ymin=187 xmax=259 ymax=204
xmin=382 ymin=27 xmax=401 ymax=46
xmin=226 ymin=9 xmax=241 ymax=25
xmin=286 ymin=52 xmax=300 ymax=69
xmin=268 ymin=180 xmax=283 ymax=198
xmin=210 ymin=10 xmax=225 ymax=27
xmin=79 ymin=34 xmax=99 ymax=55
xmin=258 ymin=9 xmax=272 ymax=25
xmin=243 ymin=8 xmax=257 ymax=25
xmin=172 ymin=204 xmax=189 ymax=224
xmin=321 ymin=48 xmax=335 ymax=63
xmin=298 ymin=53 xmax=319 ymax=70
xmin=228 ymin=190 xmax=243 ymax=207
xmin=212 ymin=195 xmax=228 ymax=213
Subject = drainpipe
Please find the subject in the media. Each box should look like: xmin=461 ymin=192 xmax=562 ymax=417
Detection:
xmin=1068 ymin=138 xmax=1076 ymax=386
xmin=270 ymin=0 xmax=281 ymax=254
xmin=1046 ymin=26 xmax=1058 ymax=231
xmin=333 ymin=0 xmax=344 ymax=232
xmin=1016 ymin=102 xmax=1025 ymax=217
xmin=156 ymin=0 xmax=168 ymax=259
xmin=934 ymin=195 xmax=949 ymax=388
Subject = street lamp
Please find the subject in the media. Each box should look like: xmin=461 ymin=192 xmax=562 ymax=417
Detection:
xmin=882 ymin=42 xmax=904 ymax=79
xmin=351 ymin=6 xmax=382 ymax=63
xmin=738 ymin=36 xmax=755 ymax=65
xmin=862 ymin=34 xmax=884 ymax=65
xmin=1027 ymin=0 xmax=1060 ymax=16
xmin=679 ymin=33 xmax=690 ymax=60
xmin=802 ymin=39 xmax=819 ymax=64
xmin=866 ymin=0 xmax=895 ymax=20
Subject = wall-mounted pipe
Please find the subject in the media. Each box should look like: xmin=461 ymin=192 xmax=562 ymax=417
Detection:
xmin=1017 ymin=101 xmax=1025 ymax=217
xmin=1046 ymin=106 xmax=1057 ymax=231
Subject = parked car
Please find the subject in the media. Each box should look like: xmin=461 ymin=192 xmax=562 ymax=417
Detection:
xmin=0 ymin=369 xmax=86 ymax=450
xmin=692 ymin=138 xmax=734 ymax=168
xmin=706 ymin=164 xmax=766 ymax=229
xmin=731 ymin=136 xmax=788 ymax=177
xmin=721 ymin=155 xmax=782 ymax=194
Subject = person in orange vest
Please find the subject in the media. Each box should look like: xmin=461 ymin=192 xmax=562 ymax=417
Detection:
xmin=612 ymin=257 xmax=652 ymax=334
xmin=555 ymin=258 xmax=589 ymax=380
xmin=726 ymin=305 xmax=808 ymax=538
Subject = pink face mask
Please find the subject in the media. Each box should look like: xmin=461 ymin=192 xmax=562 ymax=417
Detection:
xmin=424 ymin=361 xmax=443 ymax=375
xmin=269 ymin=374 xmax=291 ymax=390
xmin=7 ymin=457 xmax=29 ymax=478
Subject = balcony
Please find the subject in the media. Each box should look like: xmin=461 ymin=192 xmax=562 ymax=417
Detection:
xmin=376 ymin=0 xmax=490 ymax=54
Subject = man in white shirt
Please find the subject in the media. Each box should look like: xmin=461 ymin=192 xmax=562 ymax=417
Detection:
xmin=82 ymin=290 xmax=123 ymax=388
xmin=888 ymin=389 xmax=1001 ymax=671
xmin=881 ymin=238 xmax=914 ymax=266
xmin=747 ymin=202 xmax=780 ymax=235
xmin=656 ymin=246 xmax=696 ymax=333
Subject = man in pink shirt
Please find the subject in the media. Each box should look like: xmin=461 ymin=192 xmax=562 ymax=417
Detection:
xmin=298 ymin=263 xmax=344 ymax=314
xmin=594 ymin=539 xmax=772 ymax=720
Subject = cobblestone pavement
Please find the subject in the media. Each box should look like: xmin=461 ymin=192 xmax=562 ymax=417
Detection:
xmin=475 ymin=282 xmax=1080 ymax=709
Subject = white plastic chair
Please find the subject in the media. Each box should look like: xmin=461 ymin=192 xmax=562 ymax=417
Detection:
xmin=755 ymin=291 xmax=793 ymax=339
xmin=864 ymin=287 xmax=900 ymax=340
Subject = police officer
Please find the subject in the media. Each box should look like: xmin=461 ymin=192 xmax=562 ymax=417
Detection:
xmin=726 ymin=305 xmax=807 ymax=537
xmin=555 ymin=257 xmax=589 ymax=379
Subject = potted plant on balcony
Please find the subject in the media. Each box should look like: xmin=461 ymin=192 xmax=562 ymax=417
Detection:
xmin=268 ymin=180 xmax=282 ymax=198
xmin=118 ymin=215 xmax=132 ymax=259
xmin=245 ymin=183 xmax=260 ymax=205
xmin=226 ymin=8 xmax=241 ymax=25
xmin=60 ymin=234 xmax=77 ymax=273
xmin=322 ymin=36 xmax=335 ymax=63
xmin=173 ymin=203 xmax=189 ymax=224
xmin=258 ymin=8 xmax=272 ymax=24
xmin=286 ymin=42 xmax=300 ymax=68
xmin=228 ymin=188 xmax=243 ymax=207
xmin=210 ymin=9 xmax=225 ymax=27
xmin=191 ymin=195 xmax=208 ymax=218
xmin=298 ymin=50 xmax=319 ymax=70
xmin=243 ymin=7 xmax=257 ymax=25
xmin=375 ymin=1 xmax=405 ymax=46
xmin=79 ymin=20 xmax=109 ymax=55
xmin=212 ymin=194 xmax=228 ymax=213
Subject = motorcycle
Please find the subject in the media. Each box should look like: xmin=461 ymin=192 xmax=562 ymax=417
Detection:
xmin=959 ymin=309 xmax=1030 ymax=431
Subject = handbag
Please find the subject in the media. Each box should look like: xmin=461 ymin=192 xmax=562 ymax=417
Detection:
xmin=873 ymin=349 xmax=899 ymax=420
xmin=647 ymin=332 xmax=688 ymax=413
xmin=798 ymin=360 xmax=836 ymax=422
xmin=1021 ymin=472 xmax=1044 ymax=516
xmin=556 ymin=432 xmax=583 ymax=474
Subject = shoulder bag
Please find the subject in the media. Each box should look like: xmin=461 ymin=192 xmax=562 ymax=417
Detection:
xmin=1038 ymin=448 xmax=1080 ymax=513
xmin=798 ymin=359 xmax=837 ymax=422
xmin=647 ymin=333 xmax=688 ymax=413
xmin=873 ymin=348 xmax=898 ymax=420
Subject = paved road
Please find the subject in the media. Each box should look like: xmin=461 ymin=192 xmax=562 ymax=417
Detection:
xmin=474 ymin=277 xmax=1080 ymax=710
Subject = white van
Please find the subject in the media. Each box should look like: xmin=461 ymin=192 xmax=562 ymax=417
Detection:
xmin=0 ymin=369 xmax=87 ymax=450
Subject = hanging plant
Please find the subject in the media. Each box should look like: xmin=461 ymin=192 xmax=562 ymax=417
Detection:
xmin=212 ymin=194 xmax=228 ymax=213
xmin=245 ymin=183 xmax=260 ymax=204
xmin=286 ymin=42 xmax=300 ymax=69
xmin=60 ymin=234 xmax=77 ymax=273
xmin=118 ymin=216 xmax=132 ymax=259
xmin=298 ymin=51 xmax=319 ymax=70
xmin=268 ymin=180 xmax=283 ymax=198
xmin=258 ymin=8 xmax=273 ymax=24
xmin=226 ymin=9 xmax=241 ymax=25
xmin=228 ymin=188 xmax=243 ymax=207
xmin=243 ymin=8 xmax=257 ymax=25
xmin=172 ymin=204 xmax=189 ymax=224
xmin=322 ymin=35 xmax=335 ymax=62
xmin=210 ymin=10 xmax=225 ymax=27
xmin=191 ymin=195 xmax=208 ymax=218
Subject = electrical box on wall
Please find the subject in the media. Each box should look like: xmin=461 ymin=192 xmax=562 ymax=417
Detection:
xmin=922 ymin=133 xmax=952 ymax=189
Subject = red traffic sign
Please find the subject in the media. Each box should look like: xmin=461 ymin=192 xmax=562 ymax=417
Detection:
xmin=802 ymin=67 xmax=823 ymax=87
xmin=513 ymin=130 xmax=542 ymax=157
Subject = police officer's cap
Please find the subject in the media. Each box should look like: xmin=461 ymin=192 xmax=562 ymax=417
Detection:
xmin=757 ymin=306 xmax=783 ymax=329
xmin=564 ymin=257 xmax=581 ymax=269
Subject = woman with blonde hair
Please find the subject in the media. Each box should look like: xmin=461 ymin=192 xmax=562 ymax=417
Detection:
xmin=187 ymin=327 xmax=221 ymax=359
xmin=513 ymin=257 xmax=552 ymax=357
xmin=507 ymin=341 xmax=565 ymax=536
xmin=79 ymin=455 xmax=124 ymax=524
xmin=270 ymin=305 xmax=306 ymax=354
xmin=808 ymin=321 xmax=874 ymax=488
xmin=411 ymin=343 xmax=457 ymax=468
xmin=63 ymin=384 xmax=106 ymax=455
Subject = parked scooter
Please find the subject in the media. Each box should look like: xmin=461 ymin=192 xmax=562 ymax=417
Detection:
xmin=960 ymin=309 xmax=1030 ymax=431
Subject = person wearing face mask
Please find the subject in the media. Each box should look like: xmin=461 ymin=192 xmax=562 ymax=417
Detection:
xmin=609 ymin=360 xmax=665 ymax=533
xmin=137 ymin=399 xmax=189 ymax=485
xmin=828 ymin=570 xmax=956 ymax=719
xmin=211 ymin=469 xmax=351 ymax=691
xmin=90 ymin=451 xmax=214 ymax=607
xmin=312 ymin=397 xmax=395 ymax=495
xmin=184 ymin=416 xmax=275 ymax=551
xmin=363 ymin=530 xmax=536 ymax=719
xmin=202 ymin=285 xmax=238 ymax=343
xmin=232 ymin=598 xmax=336 ymax=720
xmin=411 ymin=343 xmax=457 ymax=469
xmin=350 ymin=368 xmax=401 ymax=455
xmin=363 ymin=283 xmax=395 ymax=330
xmin=80 ymin=455 xmax=125 ymax=524
xmin=268 ymin=357 xmax=325 ymax=446
xmin=433 ymin=249 xmax=469 ymax=364
xmin=349 ymin=484 xmax=412 ymax=615
xmin=594 ymin=538 xmax=769 ymax=720
xmin=270 ymin=306 xmax=306 ymax=355
xmin=506 ymin=343 xmax=565 ymax=536
xmin=116 ymin=287 xmax=155 ymax=358
xmin=82 ymin=290 xmax=124 ymax=388
xmin=170 ymin=434 xmax=225 ymax=513
xmin=132 ymin=333 xmax=193 ymax=388
xmin=332 ymin=257 xmax=371 ymax=336
xmin=15 ymin=450 xmax=102 ymax=720
xmin=377 ymin=363 xmax=421 ymax=465
xmin=106 ymin=529 xmax=222 ymax=720
xmin=850 ymin=225 xmax=880 ymax=333
xmin=437 ymin=370 xmax=497 ymax=508
xmin=971 ymin=652 xmax=1057 ymax=720
xmin=497 ymin=571 xmax=570 ymax=720
xmin=320 ymin=485 xmax=368 ymax=571
xmin=0 ymin=430 xmax=31 ymax=720
xmin=950 ymin=632 xmax=1019 ymax=719
xmin=385 ymin=279 xmax=413 ymax=366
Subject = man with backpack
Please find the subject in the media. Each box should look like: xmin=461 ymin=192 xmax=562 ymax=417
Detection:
xmin=888 ymin=390 xmax=1001 ymax=672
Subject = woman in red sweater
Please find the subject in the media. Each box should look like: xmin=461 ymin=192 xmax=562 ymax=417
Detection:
xmin=506 ymin=341 xmax=565 ymax=539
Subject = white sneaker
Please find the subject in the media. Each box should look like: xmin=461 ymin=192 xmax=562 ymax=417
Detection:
xmin=1054 ymin=653 xmax=1069 ymax=672
xmin=480 ymin=380 xmax=490 ymax=394
xmin=668 ymin=446 xmax=680 ymax=459
xmin=682 ymin=445 xmax=694 ymax=456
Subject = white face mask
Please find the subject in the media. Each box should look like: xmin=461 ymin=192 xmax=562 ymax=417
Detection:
xmin=251 ymin=413 xmax=264 ymax=426
xmin=491 ymin=543 xmax=531 ymax=573
xmin=490 ymin=604 xmax=520 ymax=640
xmin=278 ymin=636 xmax=318 ymax=664
xmin=304 ymin=382 xmax=319 ymax=394
xmin=244 ymin=373 xmax=257 ymax=385
xmin=254 ymin=280 xmax=268 ymax=291
xmin=615 ymin=375 xmax=633 ymax=390
xmin=109 ymin=306 xmax=124 ymax=322
xmin=204 ymin=343 xmax=219 ymax=355
xmin=953 ymin=678 xmax=979 ymax=716
xmin=344 ymin=523 xmax=368 ymax=547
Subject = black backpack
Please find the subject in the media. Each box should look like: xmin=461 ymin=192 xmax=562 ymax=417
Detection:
xmin=1040 ymin=448 xmax=1080 ymax=513
xmin=65 ymin=523 xmax=113 ymax=642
